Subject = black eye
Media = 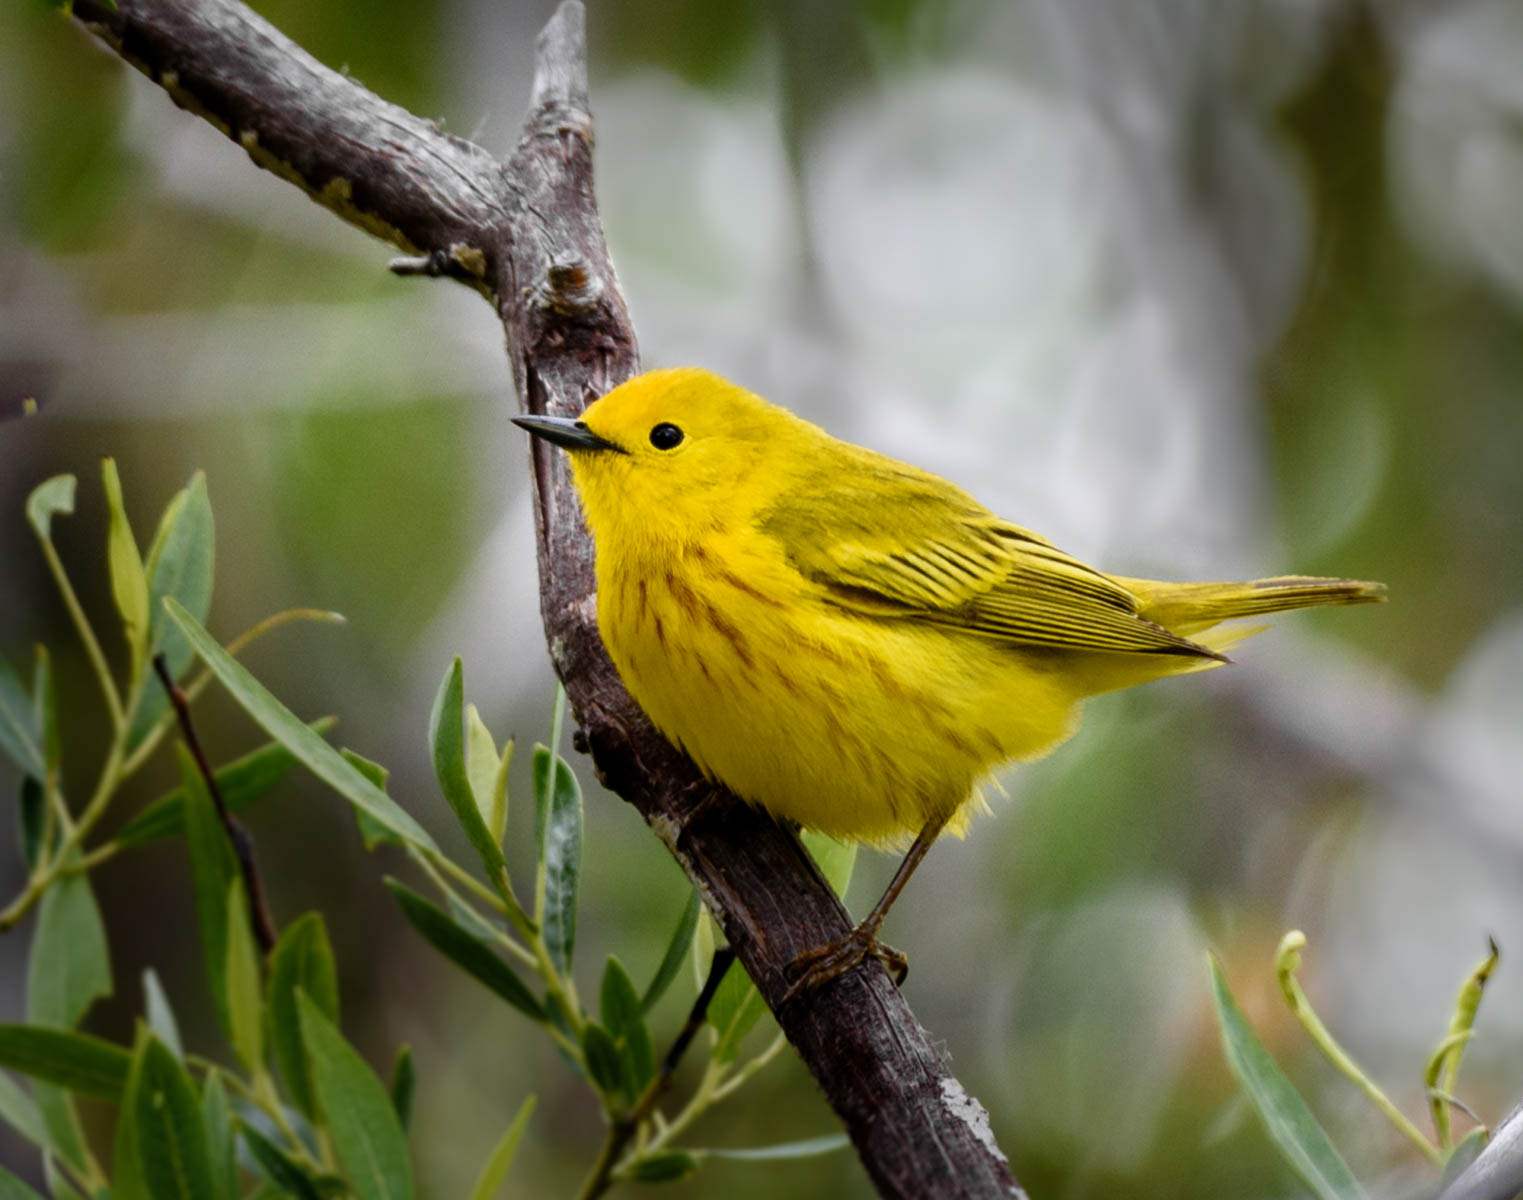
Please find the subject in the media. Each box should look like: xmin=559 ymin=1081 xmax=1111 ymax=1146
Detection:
xmin=649 ymin=422 xmax=684 ymax=450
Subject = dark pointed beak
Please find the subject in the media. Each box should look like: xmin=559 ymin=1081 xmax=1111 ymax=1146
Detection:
xmin=512 ymin=414 xmax=625 ymax=454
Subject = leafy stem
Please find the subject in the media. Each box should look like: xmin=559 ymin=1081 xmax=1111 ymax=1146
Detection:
xmin=37 ymin=537 xmax=125 ymax=729
xmin=1275 ymin=932 xmax=1443 ymax=1166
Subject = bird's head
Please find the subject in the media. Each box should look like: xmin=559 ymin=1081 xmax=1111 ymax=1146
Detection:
xmin=514 ymin=368 xmax=816 ymax=544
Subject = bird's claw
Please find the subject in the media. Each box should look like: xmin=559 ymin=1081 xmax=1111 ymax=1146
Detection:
xmin=781 ymin=925 xmax=908 ymax=1004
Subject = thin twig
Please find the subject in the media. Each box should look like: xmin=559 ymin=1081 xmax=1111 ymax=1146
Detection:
xmin=153 ymin=653 xmax=277 ymax=954
xmin=577 ymin=947 xmax=737 ymax=1200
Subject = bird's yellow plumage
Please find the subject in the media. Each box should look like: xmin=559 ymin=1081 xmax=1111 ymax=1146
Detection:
xmin=515 ymin=367 xmax=1385 ymax=986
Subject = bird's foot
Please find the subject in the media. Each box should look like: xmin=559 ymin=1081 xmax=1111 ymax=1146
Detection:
xmin=781 ymin=923 xmax=907 ymax=1004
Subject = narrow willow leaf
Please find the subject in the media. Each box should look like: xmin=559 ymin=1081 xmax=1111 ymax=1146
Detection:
xmin=225 ymin=882 xmax=264 ymax=1075
xmin=388 ymin=1046 xmax=415 ymax=1132
xmin=43 ymin=1158 xmax=88 ymax=1200
xmin=0 ymin=1026 xmax=131 ymax=1100
xmin=802 ymin=829 xmax=857 ymax=899
xmin=340 ymin=748 xmax=403 ymax=850
xmin=24 ymin=475 xmax=76 ymax=542
xmin=488 ymin=738 xmax=512 ymax=847
xmin=428 ymin=660 xmax=506 ymax=877
xmin=101 ymin=458 xmax=150 ymax=670
xmin=464 ymin=704 xmax=500 ymax=831
xmin=0 ymin=1162 xmax=46 ymax=1200
xmin=466 ymin=1095 xmax=535 ymax=1200
xmin=181 ymin=743 xmax=237 ymax=1036
xmin=26 ymin=872 xmax=109 ymax=1166
xmin=384 ymin=880 xmax=543 ymax=1022
xmin=627 ymin=1151 xmax=700 ymax=1183
xmin=297 ymin=993 xmax=416 ymax=1200
xmin=599 ymin=957 xmax=642 ymax=1041
xmin=1207 ymin=955 xmax=1363 ymax=1200
xmin=710 ymin=961 xmax=770 ymax=1065
xmin=27 ymin=872 xmax=111 ymax=1031
xmin=35 ymin=1087 xmax=87 ymax=1174
xmin=622 ymin=1022 xmax=655 ymax=1105
xmin=142 ymin=969 xmax=183 ymax=1060
xmin=164 ymin=599 xmax=435 ymax=851
xmin=111 ymin=1033 xmax=150 ymax=1200
xmin=132 ymin=1035 xmax=216 ymax=1200
xmin=0 ymin=652 xmax=44 ymax=781
xmin=580 ymin=1023 xmax=624 ymax=1098
xmin=117 ymin=719 xmax=338 ymax=848
xmin=31 ymin=647 xmax=58 ymax=777
xmin=532 ymin=686 xmax=567 ymax=852
xmin=1441 ymin=1126 xmax=1488 ymax=1188
xmin=641 ymin=890 xmax=700 ymax=1015
xmin=539 ymin=750 xmax=582 ymax=975
xmin=0 ymin=1070 xmax=46 ymax=1148
xmin=267 ymin=913 xmax=340 ymax=1120
xmin=127 ymin=473 xmax=215 ymax=747
xmin=708 ymin=1133 xmax=851 ymax=1160
xmin=239 ymin=1120 xmax=324 ymax=1200
xmin=201 ymin=1071 xmax=237 ymax=1200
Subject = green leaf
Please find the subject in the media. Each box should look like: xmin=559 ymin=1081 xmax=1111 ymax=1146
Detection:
xmin=27 ymin=871 xmax=111 ymax=1031
xmin=600 ymin=956 xmax=653 ymax=1104
xmin=267 ymin=913 xmax=340 ymax=1120
xmin=111 ymin=1037 xmax=151 ymax=1200
xmin=1441 ymin=1126 xmax=1487 ymax=1188
xmin=200 ymin=1072 xmax=237 ymax=1200
xmin=180 ymin=743 xmax=238 ymax=1036
xmin=626 ymin=1151 xmax=700 ymax=1183
xmin=239 ymin=1120 xmax=323 ymax=1200
xmin=297 ymin=992 xmax=415 ymax=1200
xmin=340 ymin=748 xmax=403 ymax=851
xmin=532 ymin=686 xmax=566 ymax=852
xmin=16 ymin=777 xmax=45 ymax=870
xmin=428 ymin=660 xmax=506 ymax=878
xmin=142 ymin=969 xmax=183 ymax=1060
xmin=708 ymin=1133 xmax=850 ymax=1160
xmin=43 ymin=1158 xmax=88 ymax=1200
xmin=709 ymin=958 xmax=770 ymax=1064
xmin=802 ymin=829 xmax=857 ymax=898
xmin=31 ymin=647 xmax=59 ymax=777
xmin=641 ymin=890 xmax=700 ymax=1015
xmin=0 ymin=1069 xmax=46 ymax=1149
xmin=116 ymin=720 xmax=338 ymax=848
xmin=384 ymin=880 xmax=542 ymax=1022
xmin=0 ymin=652 xmax=44 ymax=781
xmin=225 ymin=882 xmax=264 ymax=1075
xmin=537 ymin=748 xmax=582 ymax=976
xmin=0 ymin=1026 xmax=130 ymax=1100
xmin=164 ymin=599 xmax=436 ymax=851
xmin=0 ymin=1162 xmax=46 ymax=1200
xmin=464 ymin=704 xmax=502 ymax=838
xmin=1207 ymin=954 xmax=1363 ymax=1200
xmin=466 ymin=1095 xmax=535 ymax=1200
xmin=127 ymin=473 xmax=215 ymax=748
xmin=388 ymin=1046 xmax=415 ymax=1132
xmin=102 ymin=458 xmax=150 ymax=671
xmin=130 ymin=1034 xmax=216 ymax=1200
xmin=25 ymin=475 xmax=76 ymax=542
xmin=580 ymin=1022 xmax=624 ymax=1097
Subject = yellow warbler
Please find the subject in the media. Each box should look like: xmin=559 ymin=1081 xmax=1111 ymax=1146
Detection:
xmin=515 ymin=368 xmax=1385 ymax=991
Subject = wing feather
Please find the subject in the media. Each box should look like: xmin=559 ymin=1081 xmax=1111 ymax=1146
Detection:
xmin=761 ymin=459 xmax=1219 ymax=659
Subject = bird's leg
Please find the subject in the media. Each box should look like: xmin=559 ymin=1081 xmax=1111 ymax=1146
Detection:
xmin=782 ymin=811 xmax=949 ymax=1002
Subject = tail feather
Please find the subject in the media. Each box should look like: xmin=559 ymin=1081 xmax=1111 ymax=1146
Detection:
xmin=1115 ymin=575 xmax=1387 ymax=637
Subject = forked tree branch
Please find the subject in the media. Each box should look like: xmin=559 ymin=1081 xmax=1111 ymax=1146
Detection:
xmin=67 ymin=1 xmax=1022 ymax=1193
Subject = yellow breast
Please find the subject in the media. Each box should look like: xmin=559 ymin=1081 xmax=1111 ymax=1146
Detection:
xmin=594 ymin=534 xmax=1086 ymax=846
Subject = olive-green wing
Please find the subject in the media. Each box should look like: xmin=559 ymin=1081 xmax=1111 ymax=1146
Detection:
xmin=761 ymin=462 xmax=1218 ymax=658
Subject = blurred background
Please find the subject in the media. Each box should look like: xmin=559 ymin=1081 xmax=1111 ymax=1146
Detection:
xmin=3 ymin=0 xmax=1522 ymax=1195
